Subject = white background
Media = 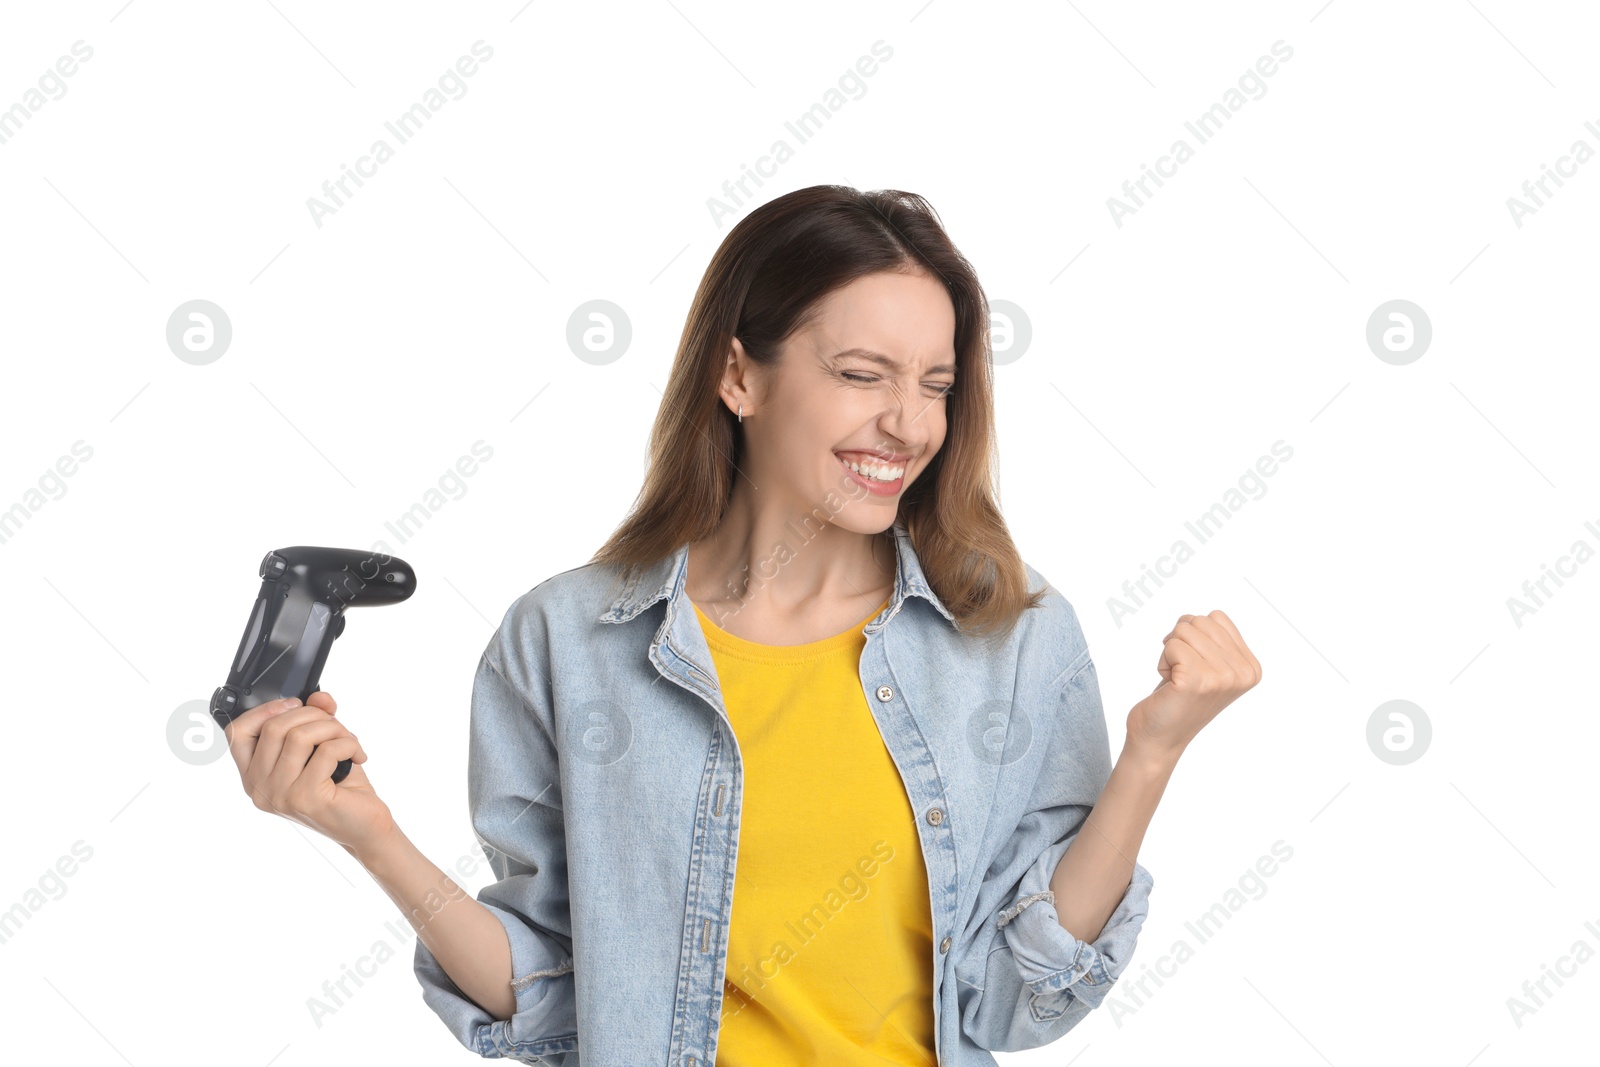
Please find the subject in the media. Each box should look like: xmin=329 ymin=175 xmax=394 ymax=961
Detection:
xmin=1 ymin=1 xmax=1595 ymax=1064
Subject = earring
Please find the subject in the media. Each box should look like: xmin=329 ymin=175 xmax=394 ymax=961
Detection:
xmin=738 ymin=403 xmax=743 ymax=423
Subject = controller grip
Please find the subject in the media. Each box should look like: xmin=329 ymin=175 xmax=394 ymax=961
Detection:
xmin=320 ymin=611 xmax=352 ymax=782
xmin=213 ymin=545 xmax=413 ymax=787
xmin=210 ymin=686 xmax=354 ymax=783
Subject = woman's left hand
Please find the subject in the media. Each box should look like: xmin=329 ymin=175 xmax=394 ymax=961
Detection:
xmin=1125 ymin=610 xmax=1261 ymax=764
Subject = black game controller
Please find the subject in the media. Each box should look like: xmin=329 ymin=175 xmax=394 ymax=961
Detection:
xmin=211 ymin=547 xmax=416 ymax=783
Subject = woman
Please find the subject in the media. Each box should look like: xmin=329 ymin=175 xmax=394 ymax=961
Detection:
xmin=225 ymin=185 xmax=1261 ymax=1065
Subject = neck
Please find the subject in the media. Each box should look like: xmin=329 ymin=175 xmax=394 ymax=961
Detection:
xmin=687 ymin=496 xmax=896 ymax=614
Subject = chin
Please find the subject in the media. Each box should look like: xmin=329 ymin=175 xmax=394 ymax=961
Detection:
xmin=827 ymin=508 xmax=897 ymax=538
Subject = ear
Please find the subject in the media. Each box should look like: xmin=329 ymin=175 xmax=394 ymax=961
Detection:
xmin=720 ymin=336 xmax=760 ymax=417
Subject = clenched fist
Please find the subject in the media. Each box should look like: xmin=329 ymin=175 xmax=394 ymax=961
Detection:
xmin=225 ymin=691 xmax=397 ymax=856
xmin=1126 ymin=610 xmax=1261 ymax=763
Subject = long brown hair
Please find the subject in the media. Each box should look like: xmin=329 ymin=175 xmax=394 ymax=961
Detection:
xmin=589 ymin=184 xmax=1046 ymax=640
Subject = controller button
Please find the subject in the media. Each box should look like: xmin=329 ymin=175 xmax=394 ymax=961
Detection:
xmin=259 ymin=552 xmax=288 ymax=580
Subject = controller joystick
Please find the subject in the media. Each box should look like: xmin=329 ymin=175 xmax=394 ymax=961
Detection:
xmin=211 ymin=546 xmax=415 ymax=783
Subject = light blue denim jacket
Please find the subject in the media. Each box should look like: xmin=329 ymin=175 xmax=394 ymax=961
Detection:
xmin=413 ymin=519 xmax=1154 ymax=1065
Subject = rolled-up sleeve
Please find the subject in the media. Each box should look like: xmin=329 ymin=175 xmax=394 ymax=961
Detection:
xmin=955 ymin=601 xmax=1154 ymax=1052
xmin=413 ymin=605 xmax=580 ymax=1064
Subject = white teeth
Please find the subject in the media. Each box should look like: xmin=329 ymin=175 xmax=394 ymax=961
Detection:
xmin=839 ymin=455 xmax=905 ymax=482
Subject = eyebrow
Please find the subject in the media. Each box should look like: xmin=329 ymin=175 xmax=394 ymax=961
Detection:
xmin=831 ymin=347 xmax=957 ymax=375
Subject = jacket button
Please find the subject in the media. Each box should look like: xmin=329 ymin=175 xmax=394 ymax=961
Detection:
xmin=876 ymin=684 xmax=894 ymax=701
xmin=927 ymin=808 xmax=943 ymax=826
xmin=939 ymin=936 xmax=952 ymax=953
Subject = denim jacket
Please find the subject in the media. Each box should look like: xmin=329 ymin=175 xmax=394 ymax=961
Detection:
xmin=413 ymin=519 xmax=1154 ymax=1065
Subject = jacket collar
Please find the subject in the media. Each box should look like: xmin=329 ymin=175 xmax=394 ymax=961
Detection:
xmin=596 ymin=518 xmax=956 ymax=629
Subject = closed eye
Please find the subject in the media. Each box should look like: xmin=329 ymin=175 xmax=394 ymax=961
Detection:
xmin=842 ymin=372 xmax=955 ymax=397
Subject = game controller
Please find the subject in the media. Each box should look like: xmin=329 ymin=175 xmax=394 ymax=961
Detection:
xmin=211 ymin=547 xmax=416 ymax=783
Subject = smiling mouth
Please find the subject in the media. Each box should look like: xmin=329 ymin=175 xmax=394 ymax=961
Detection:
xmin=835 ymin=452 xmax=907 ymax=484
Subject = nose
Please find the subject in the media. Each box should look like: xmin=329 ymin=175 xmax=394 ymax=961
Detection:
xmin=878 ymin=378 xmax=935 ymax=446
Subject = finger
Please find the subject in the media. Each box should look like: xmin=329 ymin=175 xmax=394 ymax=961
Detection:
xmin=246 ymin=705 xmax=343 ymax=793
xmin=1204 ymin=609 xmax=1244 ymax=648
xmin=1158 ymin=614 xmax=1196 ymax=646
xmin=306 ymin=690 xmax=337 ymax=716
xmin=1167 ymin=620 xmax=1251 ymax=691
xmin=1206 ymin=611 xmax=1260 ymax=672
xmin=289 ymin=733 xmax=363 ymax=799
xmin=1157 ymin=635 xmax=1198 ymax=678
xmin=1171 ymin=616 xmax=1231 ymax=664
xmin=1158 ymin=633 xmax=1196 ymax=675
xmin=1161 ymin=614 xmax=1224 ymax=654
xmin=1181 ymin=613 xmax=1253 ymax=681
xmin=225 ymin=697 xmax=304 ymax=774
xmin=331 ymin=755 xmax=372 ymax=794
xmin=265 ymin=717 xmax=363 ymax=798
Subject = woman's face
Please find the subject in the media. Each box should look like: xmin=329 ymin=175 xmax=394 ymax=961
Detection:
xmin=727 ymin=269 xmax=958 ymax=536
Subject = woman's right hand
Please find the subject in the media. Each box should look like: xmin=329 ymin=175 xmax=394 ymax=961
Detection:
xmin=225 ymin=691 xmax=397 ymax=857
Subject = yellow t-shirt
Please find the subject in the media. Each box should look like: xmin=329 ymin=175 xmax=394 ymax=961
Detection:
xmin=691 ymin=594 xmax=936 ymax=1066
